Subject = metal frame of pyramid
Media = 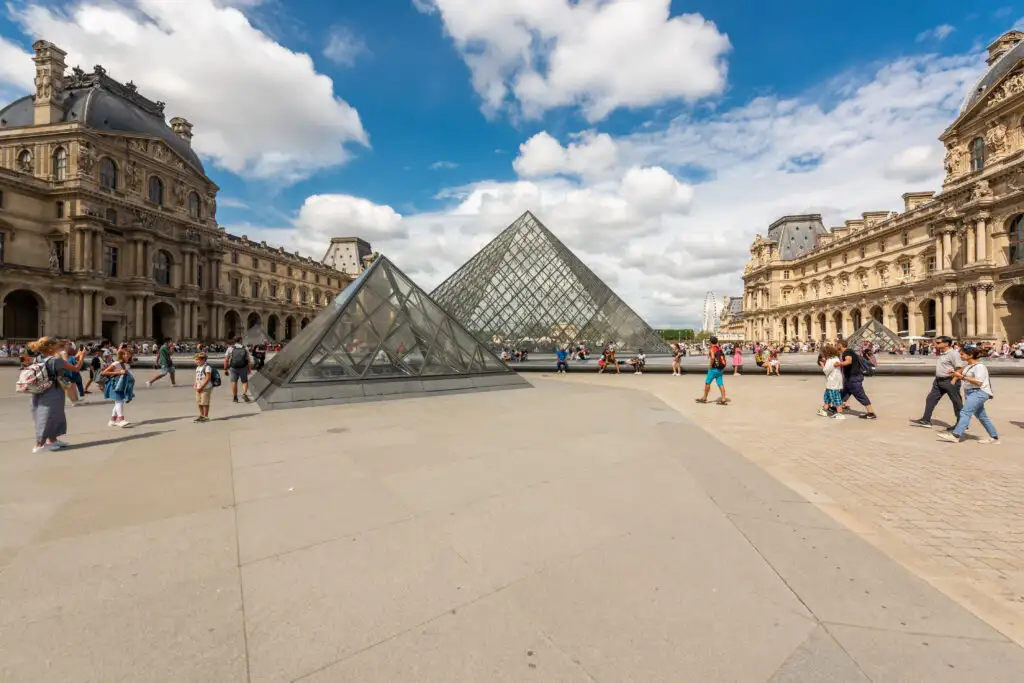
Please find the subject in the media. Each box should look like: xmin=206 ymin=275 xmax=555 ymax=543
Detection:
xmin=431 ymin=211 xmax=673 ymax=354
xmin=846 ymin=319 xmax=904 ymax=352
xmin=243 ymin=323 xmax=271 ymax=346
xmin=249 ymin=255 xmax=529 ymax=410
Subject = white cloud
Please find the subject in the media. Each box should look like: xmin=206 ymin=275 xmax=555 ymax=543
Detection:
xmin=916 ymin=25 xmax=955 ymax=43
xmin=0 ymin=37 xmax=33 ymax=92
xmin=430 ymin=161 xmax=459 ymax=169
xmin=513 ymin=131 xmax=620 ymax=179
xmin=323 ymin=25 xmax=366 ymax=67
xmin=421 ymin=0 xmax=730 ymax=120
xmin=4 ymin=0 xmax=368 ymax=183
xmin=884 ymin=144 xmax=944 ymax=183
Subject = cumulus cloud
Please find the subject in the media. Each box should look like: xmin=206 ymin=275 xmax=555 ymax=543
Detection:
xmin=3 ymin=0 xmax=368 ymax=183
xmin=884 ymin=144 xmax=944 ymax=183
xmin=513 ymin=131 xmax=620 ymax=179
xmin=916 ymin=25 xmax=955 ymax=43
xmin=323 ymin=25 xmax=366 ymax=67
xmin=419 ymin=0 xmax=730 ymax=120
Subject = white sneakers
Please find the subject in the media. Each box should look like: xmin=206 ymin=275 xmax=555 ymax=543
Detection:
xmin=831 ymin=414 xmax=846 ymax=420
xmin=32 ymin=441 xmax=67 ymax=453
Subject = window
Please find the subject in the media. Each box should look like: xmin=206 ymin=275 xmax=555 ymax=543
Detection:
xmin=859 ymin=246 xmax=865 ymax=259
xmin=56 ymin=201 xmax=64 ymax=219
xmin=285 ymin=285 xmax=293 ymax=302
xmin=0 ymin=231 xmax=5 ymax=264
xmin=251 ymin=280 xmax=260 ymax=298
xmin=104 ymin=246 xmax=118 ymax=278
xmin=926 ymin=254 xmax=936 ymax=272
xmin=0 ymin=188 xmax=4 ymax=209
xmin=153 ymin=250 xmax=171 ymax=286
xmin=252 ymin=256 xmax=259 ymax=269
xmin=1010 ymin=215 xmax=1024 ymax=263
xmin=230 ymin=251 xmax=238 ymax=264
xmin=269 ymin=282 xmax=278 ymax=298
xmin=148 ymin=176 xmax=164 ymax=205
xmin=188 ymin=191 xmax=201 ymax=219
xmin=970 ymin=137 xmax=985 ymax=172
xmin=783 ymin=270 xmax=790 ymax=280
xmin=301 ymin=270 xmax=307 ymax=281
xmin=270 ymin=262 xmax=277 ymax=274
xmin=231 ymin=278 xmax=240 ymax=297
xmin=105 ymin=208 xmax=117 ymax=225
xmin=99 ymin=157 xmax=117 ymax=189
xmin=196 ymin=263 xmax=203 ymax=288
xmin=878 ymin=240 xmax=885 ymax=253
xmin=53 ymin=147 xmax=67 ymax=181
xmin=842 ymin=253 xmax=848 ymax=264
xmin=901 ymin=261 xmax=911 ymax=277
xmin=315 ymin=273 xmax=321 ymax=284
xmin=782 ymin=290 xmax=790 ymax=304
xmin=287 ymin=266 xmax=293 ymax=277
xmin=300 ymin=288 xmax=308 ymax=304
xmin=17 ymin=149 xmax=32 ymax=173
xmin=902 ymin=232 xmax=909 ymax=247
xmin=827 ymin=258 xmax=832 ymax=269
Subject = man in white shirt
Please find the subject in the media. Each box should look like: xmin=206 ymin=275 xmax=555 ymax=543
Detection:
xmin=909 ymin=336 xmax=964 ymax=429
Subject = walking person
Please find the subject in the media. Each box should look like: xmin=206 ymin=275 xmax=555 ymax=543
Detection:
xmin=837 ymin=338 xmax=877 ymax=419
xmin=732 ymin=344 xmax=743 ymax=376
xmin=102 ymin=348 xmax=135 ymax=427
xmin=22 ymin=337 xmax=85 ymax=452
xmin=696 ymin=336 xmax=729 ymax=405
xmin=146 ymin=337 xmax=177 ymax=387
xmin=817 ymin=343 xmax=846 ymax=419
xmin=59 ymin=341 xmax=86 ymax=406
xmin=671 ymin=343 xmax=682 ymax=376
xmin=909 ymin=336 xmax=963 ymax=429
xmin=224 ymin=337 xmax=252 ymax=402
xmin=937 ymin=347 xmax=999 ymax=444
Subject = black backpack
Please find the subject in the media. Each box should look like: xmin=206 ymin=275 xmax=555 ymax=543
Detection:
xmin=855 ymin=352 xmax=875 ymax=377
xmin=230 ymin=346 xmax=249 ymax=369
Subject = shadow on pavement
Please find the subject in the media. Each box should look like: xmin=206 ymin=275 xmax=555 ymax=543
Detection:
xmin=65 ymin=430 xmax=172 ymax=450
xmin=134 ymin=415 xmax=192 ymax=426
xmin=214 ymin=413 xmax=260 ymax=422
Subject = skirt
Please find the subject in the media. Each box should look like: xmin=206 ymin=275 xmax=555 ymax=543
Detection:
xmin=31 ymin=386 xmax=67 ymax=443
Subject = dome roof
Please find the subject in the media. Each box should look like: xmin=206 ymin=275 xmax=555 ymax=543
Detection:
xmin=765 ymin=214 xmax=828 ymax=261
xmin=0 ymin=67 xmax=204 ymax=174
xmin=960 ymin=32 xmax=1024 ymax=116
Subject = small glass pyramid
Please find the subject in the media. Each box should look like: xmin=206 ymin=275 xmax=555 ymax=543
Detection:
xmin=846 ymin=319 xmax=904 ymax=352
xmin=250 ymin=255 xmax=529 ymax=409
xmin=432 ymin=211 xmax=672 ymax=354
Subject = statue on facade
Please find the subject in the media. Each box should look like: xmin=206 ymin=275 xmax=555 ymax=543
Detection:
xmin=125 ymin=160 xmax=140 ymax=191
xmin=48 ymin=245 xmax=61 ymax=273
xmin=985 ymin=119 xmax=1008 ymax=159
xmin=184 ymin=226 xmax=200 ymax=242
xmin=77 ymin=142 xmax=95 ymax=177
xmin=971 ymin=179 xmax=994 ymax=201
xmin=172 ymin=179 xmax=186 ymax=206
xmin=943 ymin=143 xmax=956 ymax=177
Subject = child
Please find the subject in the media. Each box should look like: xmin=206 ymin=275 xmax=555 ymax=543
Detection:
xmin=101 ymin=348 xmax=135 ymax=427
xmin=818 ymin=344 xmax=845 ymax=420
xmin=938 ymin=346 xmax=999 ymax=444
xmin=194 ymin=352 xmax=214 ymax=423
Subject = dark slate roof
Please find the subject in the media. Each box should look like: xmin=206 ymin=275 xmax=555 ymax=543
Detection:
xmin=0 ymin=67 xmax=203 ymax=174
xmin=765 ymin=214 xmax=828 ymax=261
xmin=725 ymin=296 xmax=743 ymax=316
xmin=961 ymin=38 xmax=1024 ymax=115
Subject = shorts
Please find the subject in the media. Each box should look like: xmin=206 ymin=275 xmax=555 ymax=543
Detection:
xmin=229 ymin=367 xmax=249 ymax=382
xmin=823 ymin=389 xmax=843 ymax=407
xmin=705 ymin=368 xmax=724 ymax=387
xmin=195 ymin=389 xmax=212 ymax=406
xmin=155 ymin=365 xmax=175 ymax=378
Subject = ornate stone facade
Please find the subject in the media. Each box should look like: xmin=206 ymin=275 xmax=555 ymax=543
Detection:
xmin=0 ymin=41 xmax=354 ymax=343
xmin=740 ymin=30 xmax=1024 ymax=345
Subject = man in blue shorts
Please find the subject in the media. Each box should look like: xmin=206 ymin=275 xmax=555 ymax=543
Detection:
xmin=696 ymin=336 xmax=729 ymax=405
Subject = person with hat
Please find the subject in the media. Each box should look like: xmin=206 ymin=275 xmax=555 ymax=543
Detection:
xmin=909 ymin=336 xmax=964 ymax=429
xmin=193 ymin=351 xmax=215 ymax=423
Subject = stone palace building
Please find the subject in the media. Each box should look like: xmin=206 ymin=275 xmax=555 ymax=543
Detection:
xmin=741 ymin=29 xmax=1024 ymax=345
xmin=0 ymin=40 xmax=357 ymax=344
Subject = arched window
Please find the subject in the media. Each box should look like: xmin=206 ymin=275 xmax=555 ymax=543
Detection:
xmin=53 ymin=147 xmax=67 ymax=181
xmin=269 ymin=282 xmax=278 ymax=298
xmin=153 ymin=250 xmax=172 ymax=286
xmin=1010 ymin=215 xmax=1024 ymax=263
xmin=251 ymin=280 xmax=260 ymax=298
xmin=99 ymin=157 xmax=117 ymax=189
xmin=148 ymin=176 xmax=164 ymax=205
xmin=285 ymin=285 xmax=293 ymax=302
xmin=970 ymin=137 xmax=985 ymax=172
xmin=188 ymin=191 xmax=201 ymax=219
xmin=17 ymin=149 xmax=33 ymax=173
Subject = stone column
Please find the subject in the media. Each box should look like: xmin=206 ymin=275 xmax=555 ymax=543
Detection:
xmin=75 ymin=230 xmax=85 ymax=271
xmin=93 ymin=291 xmax=102 ymax=338
xmin=941 ymin=290 xmax=953 ymax=337
xmin=192 ymin=303 xmax=199 ymax=339
xmin=908 ymin=302 xmax=919 ymax=337
xmin=134 ymin=242 xmax=142 ymax=277
xmin=145 ymin=243 xmax=154 ymax=280
xmin=967 ymin=287 xmax=976 ymax=338
xmin=144 ymin=296 xmax=153 ymax=338
xmin=133 ymin=296 xmax=142 ymax=339
xmin=214 ymin=305 xmax=223 ymax=339
xmin=967 ymin=226 xmax=976 ymax=264
xmin=977 ymin=286 xmax=989 ymax=338
xmin=977 ymin=216 xmax=988 ymax=262
xmin=94 ymin=230 xmax=103 ymax=275
xmin=942 ymin=231 xmax=952 ymax=270
xmin=826 ymin=314 xmax=836 ymax=340
xmin=935 ymin=233 xmax=943 ymax=272
xmin=82 ymin=290 xmax=93 ymax=337
xmin=182 ymin=302 xmax=191 ymax=340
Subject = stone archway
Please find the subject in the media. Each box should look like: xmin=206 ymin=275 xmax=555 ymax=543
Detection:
xmin=920 ymin=299 xmax=937 ymax=337
xmin=817 ymin=312 xmax=827 ymax=341
xmin=803 ymin=314 xmax=812 ymax=341
xmin=869 ymin=305 xmax=883 ymax=324
xmin=284 ymin=316 xmax=296 ymax=340
xmin=267 ymin=314 xmax=280 ymax=341
xmin=2 ymin=289 xmax=43 ymax=339
xmin=247 ymin=312 xmax=262 ymax=330
xmin=300 ymin=317 xmax=310 ymax=330
xmin=1002 ymin=285 xmax=1024 ymax=341
xmin=152 ymin=301 xmax=177 ymax=342
xmin=851 ymin=309 xmax=863 ymax=330
xmin=832 ymin=311 xmax=844 ymax=339
xmin=224 ymin=310 xmax=242 ymax=340
xmin=892 ymin=302 xmax=909 ymax=336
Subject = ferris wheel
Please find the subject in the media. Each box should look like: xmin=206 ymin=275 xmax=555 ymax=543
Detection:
xmin=701 ymin=291 xmax=720 ymax=333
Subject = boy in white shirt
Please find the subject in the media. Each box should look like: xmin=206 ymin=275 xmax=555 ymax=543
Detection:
xmin=194 ymin=352 xmax=214 ymax=423
xmin=817 ymin=343 xmax=846 ymax=420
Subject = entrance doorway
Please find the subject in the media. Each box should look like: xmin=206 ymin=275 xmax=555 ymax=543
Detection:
xmin=224 ymin=310 xmax=242 ymax=340
xmin=1003 ymin=285 xmax=1024 ymax=341
xmin=2 ymin=289 xmax=41 ymax=339
xmin=101 ymin=320 xmax=119 ymax=345
xmin=152 ymin=302 xmax=177 ymax=342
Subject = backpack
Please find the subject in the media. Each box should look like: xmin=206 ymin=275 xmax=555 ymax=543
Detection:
xmin=210 ymin=368 xmax=222 ymax=388
xmin=855 ymin=352 xmax=875 ymax=377
xmin=229 ymin=346 xmax=248 ymax=369
xmin=16 ymin=360 xmax=54 ymax=395
xmin=711 ymin=346 xmax=727 ymax=370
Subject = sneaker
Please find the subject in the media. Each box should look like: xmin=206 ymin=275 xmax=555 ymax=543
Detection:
xmin=909 ymin=419 xmax=932 ymax=428
xmin=861 ymin=413 xmax=877 ymax=420
xmin=145 ymin=381 xmax=152 ymax=388
xmin=51 ymin=440 xmax=69 ymax=449
xmin=32 ymin=445 xmax=47 ymax=453
xmin=831 ymin=413 xmax=846 ymax=420
xmin=232 ymin=396 xmax=239 ymax=403
xmin=193 ymin=416 xmax=204 ymax=423
xmin=937 ymin=431 xmax=961 ymax=443
xmin=198 ymin=416 xmax=210 ymax=423
xmin=46 ymin=442 xmax=64 ymax=451
xmin=116 ymin=420 xmax=131 ymax=428
xmin=977 ymin=437 xmax=1000 ymax=445
xmin=816 ymin=408 xmax=829 ymax=417
xmin=108 ymin=420 xmax=119 ymax=427
xmin=242 ymin=395 xmax=252 ymax=403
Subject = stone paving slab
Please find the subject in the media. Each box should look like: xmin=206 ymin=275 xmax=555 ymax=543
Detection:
xmin=1 ymin=368 xmax=1023 ymax=682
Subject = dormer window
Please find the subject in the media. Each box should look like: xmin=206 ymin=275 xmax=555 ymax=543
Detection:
xmin=970 ymin=137 xmax=985 ymax=172
xmin=148 ymin=176 xmax=164 ymax=205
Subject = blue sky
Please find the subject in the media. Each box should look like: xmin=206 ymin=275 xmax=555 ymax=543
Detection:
xmin=0 ymin=0 xmax=1011 ymax=326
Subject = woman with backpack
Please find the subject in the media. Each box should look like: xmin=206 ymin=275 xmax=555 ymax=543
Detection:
xmin=102 ymin=348 xmax=136 ymax=427
xmin=21 ymin=336 xmax=86 ymax=452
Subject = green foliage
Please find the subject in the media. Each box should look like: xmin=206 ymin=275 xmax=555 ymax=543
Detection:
xmin=657 ymin=328 xmax=695 ymax=341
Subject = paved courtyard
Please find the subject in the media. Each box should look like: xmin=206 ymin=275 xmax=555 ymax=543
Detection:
xmin=1 ymin=367 xmax=1023 ymax=682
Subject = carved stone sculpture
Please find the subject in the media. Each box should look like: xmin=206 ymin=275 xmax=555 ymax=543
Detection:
xmin=48 ymin=246 xmax=61 ymax=273
xmin=971 ymin=179 xmax=994 ymax=201
xmin=77 ymin=141 xmax=95 ymax=177
xmin=125 ymin=161 xmax=140 ymax=191
xmin=172 ymin=179 xmax=186 ymax=206
xmin=985 ymin=120 xmax=1008 ymax=159
xmin=943 ymin=144 xmax=956 ymax=177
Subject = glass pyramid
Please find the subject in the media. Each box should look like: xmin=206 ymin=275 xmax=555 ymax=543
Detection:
xmin=250 ymin=255 xmax=528 ymax=410
xmin=847 ymin=319 xmax=904 ymax=352
xmin=432 ymin=211 xmax=672 ymax=354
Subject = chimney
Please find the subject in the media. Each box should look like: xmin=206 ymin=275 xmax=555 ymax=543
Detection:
xmin=902 ymin=191 xmax=935 ymax=213
xmin=986 ymin=30 xmax=1024 ymax=66
xmin=169 ymin=117 xmax=194 ymax=145
xmin=32 ymin=40 xmax=67 ymax=126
